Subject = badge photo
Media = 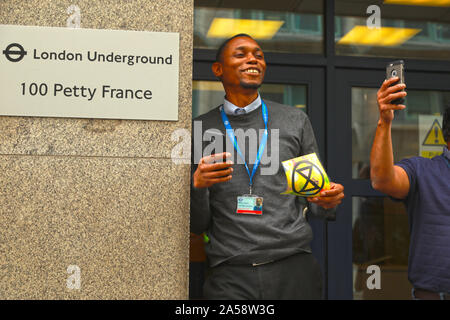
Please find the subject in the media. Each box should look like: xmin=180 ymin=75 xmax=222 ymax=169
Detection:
xmin=236 ymin=195 xmax=263 ymax=215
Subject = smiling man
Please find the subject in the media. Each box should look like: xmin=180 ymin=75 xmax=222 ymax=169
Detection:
xmin=190 ymin=34 xmax=345 ymax=300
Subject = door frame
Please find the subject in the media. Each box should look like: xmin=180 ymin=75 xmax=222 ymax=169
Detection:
xmin=327 ymin=67 xmax=450 ymax=299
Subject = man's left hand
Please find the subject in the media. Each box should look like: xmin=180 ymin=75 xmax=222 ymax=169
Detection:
xmin=307 ymin=182 xmax=344 ymax=209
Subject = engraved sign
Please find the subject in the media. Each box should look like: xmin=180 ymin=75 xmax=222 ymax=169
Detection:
xmin=0 ymin=24 xmax=179 ymax=120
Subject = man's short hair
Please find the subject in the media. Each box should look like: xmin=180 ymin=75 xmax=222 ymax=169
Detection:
xmin=215 ymin=33 xmax=255 ymax=62
xmin=443 ymin=104 xmax=450 ymax=142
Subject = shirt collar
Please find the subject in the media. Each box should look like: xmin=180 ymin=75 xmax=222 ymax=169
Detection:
xmin=443 ymin=146 xmax=450 ymax=161
xmin=223 ymin=94 xmax=261 ymax=115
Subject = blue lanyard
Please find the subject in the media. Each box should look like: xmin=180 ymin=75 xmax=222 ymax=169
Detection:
xmin=220 ymin=100 xmax=268 ymax=194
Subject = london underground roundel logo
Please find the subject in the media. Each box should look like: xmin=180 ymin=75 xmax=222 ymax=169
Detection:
xmin=3 ymin=43 xmax=27 ymax=62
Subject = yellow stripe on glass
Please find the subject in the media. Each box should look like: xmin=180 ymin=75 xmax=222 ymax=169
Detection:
xmin=338 ymin=26 xmax=421 ymax=46
xmin=384 ymin=0 xmax=450 ymax=7
xmin=207 ymin=18 xmax=284 ymax=40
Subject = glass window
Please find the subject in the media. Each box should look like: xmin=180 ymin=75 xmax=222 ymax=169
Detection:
xmin=352 ymin=196 xmax=411 ymax=300
xmin=194 ymin=0 xmax=323 ymax=54
xmin=335 ymin=0 xmax=450 ymax=60
xmin=352 ymin=87 xmax=450 ymax=179
xmin=193 ymin=81 xmax=307 ymax=118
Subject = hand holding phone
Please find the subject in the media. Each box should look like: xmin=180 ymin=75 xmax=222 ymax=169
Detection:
xmin=193 ymin=152 xmax=233 ymax=188
xmin=386 ymin=60 xmax=405 ymax=105
xmin=377 ymin=62 xmax=407 ymax=124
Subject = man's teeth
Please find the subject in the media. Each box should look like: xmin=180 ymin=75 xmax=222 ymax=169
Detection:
xmin=245 ymin=69 xmax=259 ymax=73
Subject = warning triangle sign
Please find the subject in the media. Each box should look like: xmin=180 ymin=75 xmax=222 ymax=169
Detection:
xmin=422 ymin=119 xmax=446 ymax=146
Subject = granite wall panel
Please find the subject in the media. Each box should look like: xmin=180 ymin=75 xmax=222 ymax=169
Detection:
xmin=0 ymin=0 xmax=192 ymax=299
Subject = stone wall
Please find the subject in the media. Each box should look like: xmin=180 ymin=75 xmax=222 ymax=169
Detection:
xmin=0 ymin=0 xmax=192 ymax=299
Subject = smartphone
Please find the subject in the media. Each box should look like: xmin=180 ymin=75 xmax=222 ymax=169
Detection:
xmin=202 ymin=130 xmax=233 ymax=174
xmin=386 ymin=60 xmax=405 ymax=105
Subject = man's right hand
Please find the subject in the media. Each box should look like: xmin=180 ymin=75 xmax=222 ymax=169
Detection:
xmin=376 ymin=76 xmax=407 ymax=124
xmin=193 ymin=152 xmax=234 ymax=188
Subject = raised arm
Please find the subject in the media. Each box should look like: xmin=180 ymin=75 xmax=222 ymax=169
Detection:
xmin=370 ymin=77 xmax=410 ymax=199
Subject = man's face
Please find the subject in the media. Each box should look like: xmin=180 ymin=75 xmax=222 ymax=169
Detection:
xmin=214 ymin=36 xmax=266 ymax=90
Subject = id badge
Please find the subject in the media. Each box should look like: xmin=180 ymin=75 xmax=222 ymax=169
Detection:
xmin=236 ymin=195 xmax=263 ymax=215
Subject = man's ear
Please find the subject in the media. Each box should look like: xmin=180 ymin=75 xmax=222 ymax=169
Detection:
xmin=211 ymin=62 xmax=223 ymax=79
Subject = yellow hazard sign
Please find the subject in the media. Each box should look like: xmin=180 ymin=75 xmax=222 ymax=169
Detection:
xmin=419 ymin=115 xmax=444 ymax=159
xmin=422 ymin=119 xmax=446 ymax=146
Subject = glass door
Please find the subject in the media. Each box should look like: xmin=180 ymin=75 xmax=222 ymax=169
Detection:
xmin=328 ymin=68 xmax=450 ymax=300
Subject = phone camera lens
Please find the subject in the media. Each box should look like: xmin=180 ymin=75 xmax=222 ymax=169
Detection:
xmin=392 ymin=70 xmax=397 ymax=77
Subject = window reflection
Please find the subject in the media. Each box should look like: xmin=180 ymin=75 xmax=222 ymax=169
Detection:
xmin=352 ymin=197 xmax=411 ymax=300
xmin=336 ymin=0 xmax=450 ymax=60
xmin=194 ymin=0 xmax=323 ymax=54
xmin=351 ymin=87 xmax=449 ymax=179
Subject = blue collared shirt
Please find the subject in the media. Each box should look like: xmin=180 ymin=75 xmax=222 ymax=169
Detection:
xmin=223 ymin=94 xmax=261 ymax=115
xmin=395 ymin=146 xmax=450 ymax=292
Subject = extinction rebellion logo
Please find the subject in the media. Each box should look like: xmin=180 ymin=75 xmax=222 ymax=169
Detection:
xmin=291 ymin=160 xmax=325 ymax=195
xmin=3 ymin=43 xmax=27 ymax=62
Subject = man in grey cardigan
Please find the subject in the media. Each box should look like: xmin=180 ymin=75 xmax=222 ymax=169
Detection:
xmin=190 ymin=34 xmax=344 ymax=299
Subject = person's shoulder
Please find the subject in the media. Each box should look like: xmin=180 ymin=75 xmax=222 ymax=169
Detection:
xmin=399 ymin=155 xmax=439 ymax=164
xmin=430 ymin=153 xmax=450 ymax=169
xmin=263 ymin=99 xmax=308 ymax=120
xmin=397 ymin=156 xmax=427 ymax=167
xmin=193 ymin=105 xmax=222 ymax=122
xmin=431 ymin=153 xmax=447 ymax=162
xmin=396 ymin=155 xmax=439 ymax=174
